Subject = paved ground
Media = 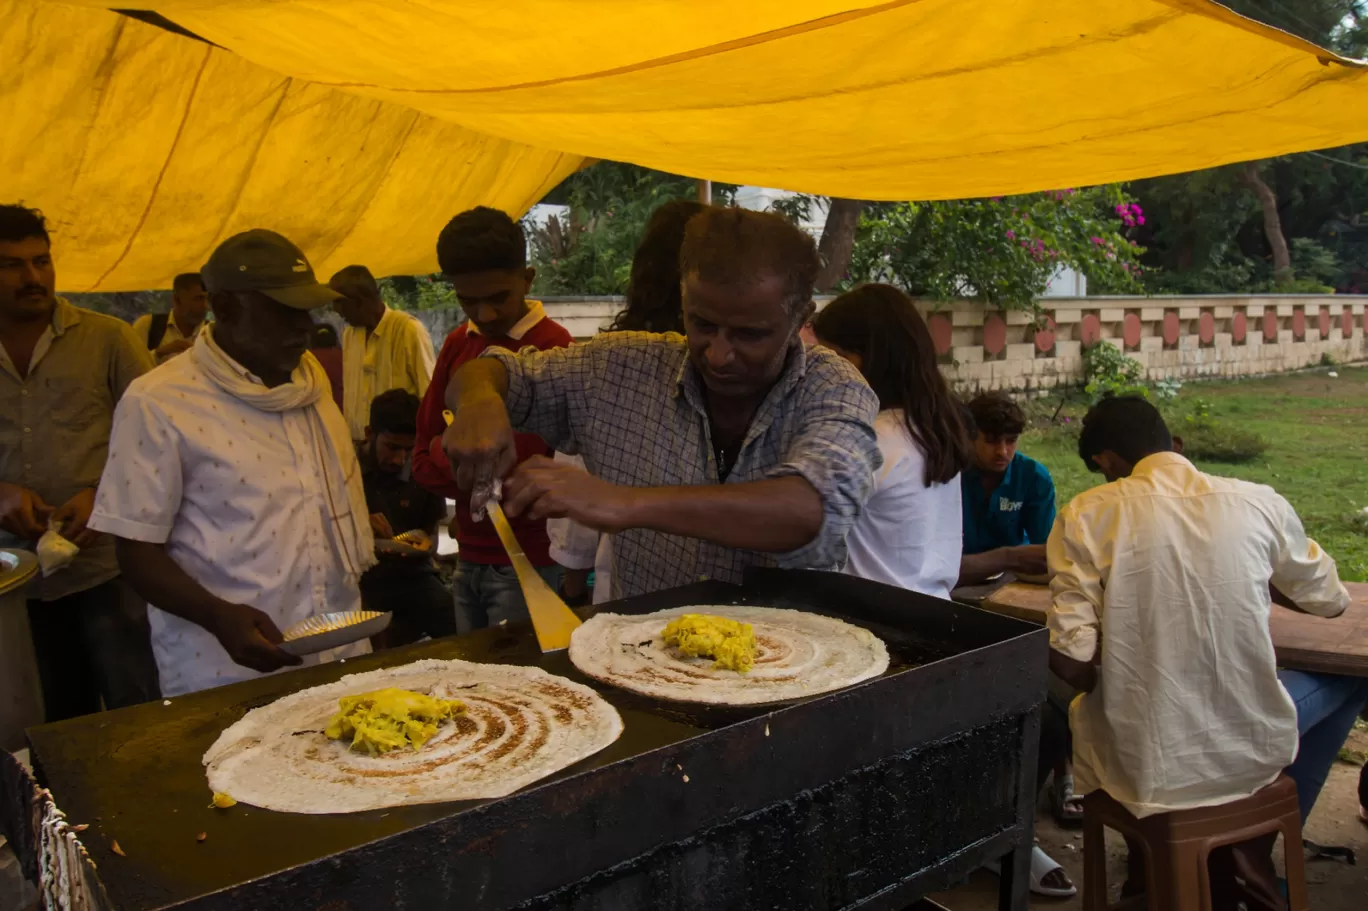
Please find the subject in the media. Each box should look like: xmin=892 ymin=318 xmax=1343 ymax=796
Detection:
xmin=930 ymin=753 xmax=1368 ymax=909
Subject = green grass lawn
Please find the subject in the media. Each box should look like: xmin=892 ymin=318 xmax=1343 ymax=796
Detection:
xmin=1020 ymin=364 xmax=1368 ymax=582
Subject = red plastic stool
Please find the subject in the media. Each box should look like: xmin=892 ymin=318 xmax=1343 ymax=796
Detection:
xmin=1082 ymin=774 xmax=1309 ymax=911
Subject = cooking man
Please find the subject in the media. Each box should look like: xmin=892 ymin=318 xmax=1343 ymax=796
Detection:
xmin=440 ymin=206 xmax=881 ymax=599
xmin=0 ymin=203 xmax=160 ymax=721
xmin=89 ymin=230 xmax=375 ymax=696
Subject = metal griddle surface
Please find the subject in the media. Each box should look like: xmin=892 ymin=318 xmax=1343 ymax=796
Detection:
xmin=24 ymin=573 xmax=1014 ymax=911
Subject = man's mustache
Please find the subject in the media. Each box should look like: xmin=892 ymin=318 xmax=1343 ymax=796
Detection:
xmin=17 ymin=284 xmax=48 ymax=297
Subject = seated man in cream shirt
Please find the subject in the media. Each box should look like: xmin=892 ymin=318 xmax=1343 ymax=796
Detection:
xmin=1047 ymin=396 xmax=1366 ymax=900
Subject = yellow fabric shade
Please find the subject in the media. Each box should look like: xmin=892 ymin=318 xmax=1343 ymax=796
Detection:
xmin=10 ymin=1 xmax=1368 ymax=290
xmin=3 ymin=2 xmax=579 ymax=291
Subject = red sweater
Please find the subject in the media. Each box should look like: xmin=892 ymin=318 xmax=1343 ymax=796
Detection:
xmin=412 ymin=315 xmax=572 ymax=567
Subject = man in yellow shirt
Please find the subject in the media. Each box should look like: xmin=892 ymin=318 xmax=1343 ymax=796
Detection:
xmin=328 ymin=265 xmax=436 ymax=443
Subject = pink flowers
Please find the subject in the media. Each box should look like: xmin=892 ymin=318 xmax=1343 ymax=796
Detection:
xmin=1091 ymin=236 xmax=1105 ymax=245
xmin=1005 ymin=230 xmax=1016 ymax=240
xmin=1115 ymin=202 xmax=1145 ymax=227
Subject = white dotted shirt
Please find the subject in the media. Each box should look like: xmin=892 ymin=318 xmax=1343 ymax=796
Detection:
xmin=89 ymin=352 xmax=368 ymax=696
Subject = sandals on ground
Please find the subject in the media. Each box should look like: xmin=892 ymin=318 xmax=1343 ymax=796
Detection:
xmin=1052 ymin=772 xmax=1084 ymax=827
xmin=984 ymin=844 xmax=1077 ymax=899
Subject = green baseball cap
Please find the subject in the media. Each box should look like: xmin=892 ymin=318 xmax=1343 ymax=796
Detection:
xmin=201 ymin=229 xmax=342 ymax=310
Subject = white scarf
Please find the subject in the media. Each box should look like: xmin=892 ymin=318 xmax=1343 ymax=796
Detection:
xmin=191 ymin=330 xmax=376 ymax=583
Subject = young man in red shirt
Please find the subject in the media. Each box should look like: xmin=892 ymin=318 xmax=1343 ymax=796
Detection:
xmin=412 ymin=207 xmax=572 ymax=631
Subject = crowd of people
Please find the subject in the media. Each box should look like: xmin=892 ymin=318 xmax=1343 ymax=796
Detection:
xmin=2 ymin=195 xmax=1366 ymax=906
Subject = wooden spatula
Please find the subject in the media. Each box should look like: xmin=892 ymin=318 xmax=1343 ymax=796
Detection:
xmin=443 ymin=410 xmax=582 ymax=652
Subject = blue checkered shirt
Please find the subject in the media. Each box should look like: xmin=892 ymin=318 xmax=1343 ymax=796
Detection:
xmin=482 ymin=333 xmax=881 ymax=599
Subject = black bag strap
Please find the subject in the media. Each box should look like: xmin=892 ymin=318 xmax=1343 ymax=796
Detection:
xmin=147 ymin=312 xmax=170 ymax=350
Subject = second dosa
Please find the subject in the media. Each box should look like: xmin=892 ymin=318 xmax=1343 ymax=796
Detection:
xmin=569 ymin=606 xmax=889 ymax=705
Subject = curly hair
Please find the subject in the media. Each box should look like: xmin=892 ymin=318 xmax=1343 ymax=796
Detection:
xmin=436 ymin=206 xmax=525 ymax=276
xmin=368 ymin=389 xmax=421 ymax=437
xmin=608 ymin=199 xmax=706 ymax=334
xmin=0 ymin=204 xmax=50 ymax=244
xmin=966 ymin=393 xmax=1026 ymax=438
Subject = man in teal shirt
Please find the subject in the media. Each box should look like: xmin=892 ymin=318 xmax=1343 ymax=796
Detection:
xmin=958 ymin=393 xmax=1056 ymax=585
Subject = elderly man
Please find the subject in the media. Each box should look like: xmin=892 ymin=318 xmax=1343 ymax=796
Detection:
xmin=131 ymin=272 xmax=210 ymax=363
xmin=90 ymin=230 xmax=375 ymax=696
xmin=441 ymin=206 xmax=881 ymax=599
xmin=0 ymin=204 xmax=160 ymax=722
xmin=328 ymin=264 xmax=436 ymax=443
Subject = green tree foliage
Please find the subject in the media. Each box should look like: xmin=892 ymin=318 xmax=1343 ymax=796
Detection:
xmin=525 ymin=162 xmax=734 ymax=295
xmin=1133 ymin=1 xmax=1368 ymax=293
xmin=845 ymin=187 xmax=1144 ymax=311
xmin=377 ymin=275 xmax=457 ymax=310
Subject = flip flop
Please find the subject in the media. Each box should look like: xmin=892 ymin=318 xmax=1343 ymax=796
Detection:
xmin=984 ymin=845 xmax=1078 ymax=898
xmin=1052 ymin=772 xmax=1084 ymax=827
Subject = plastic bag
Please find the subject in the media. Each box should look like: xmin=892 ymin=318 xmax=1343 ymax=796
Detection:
xmin=471 ymin=477 xmax=503 ymax=523
xmin=36 ymin=520 xmax=80 ymax=577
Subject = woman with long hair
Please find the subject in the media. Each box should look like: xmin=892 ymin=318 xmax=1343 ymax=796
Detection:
xmin=813 ymin=286 xmax=1077 ymax=899
xmin=607 ymin=199 xmax=707 ymax=333
xmin=810 ymin=283 xmax=971 ymax=599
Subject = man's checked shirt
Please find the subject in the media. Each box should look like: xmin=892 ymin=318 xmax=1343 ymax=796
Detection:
xmin=483 ymin=332 xmax=881 ymax=600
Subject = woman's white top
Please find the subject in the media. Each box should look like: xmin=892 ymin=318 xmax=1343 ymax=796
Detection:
xmin=841 ymin=409 xmax=962 ymax=601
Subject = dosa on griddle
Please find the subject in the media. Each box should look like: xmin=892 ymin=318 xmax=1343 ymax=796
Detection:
xmin=569 ymin=606 xmax=889 ymax=706
xmin=203 ymin=659 xmax=622 ymax=814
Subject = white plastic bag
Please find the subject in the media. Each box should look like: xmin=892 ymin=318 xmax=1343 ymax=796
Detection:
xmin=470 ymin=477 xmax=503 ymax=523
xmin=36 ymin=520 xmax=80 ymax=578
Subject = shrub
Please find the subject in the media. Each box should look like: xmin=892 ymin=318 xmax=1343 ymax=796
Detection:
xmin=1083 ymin=341 xmax=1148 ymax=403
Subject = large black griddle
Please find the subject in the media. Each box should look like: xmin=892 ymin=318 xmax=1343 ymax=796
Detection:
xmin=12 ymin=568 xmax=1047 ymax=911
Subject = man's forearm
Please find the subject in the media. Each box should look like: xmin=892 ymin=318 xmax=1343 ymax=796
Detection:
xmin=446 ymin=357 xmax=509 ymax=411
xmin=621 ymin=476 xmax=823 ymax=553
xmin=115 ymin=537 xmax=228 ymax=633
xmin=958 ymin=549 xmax=1011 ymax=586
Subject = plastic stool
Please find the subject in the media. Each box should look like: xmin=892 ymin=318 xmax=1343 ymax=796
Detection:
xmin=1082 ymin=774 xmax=1309 ymax=911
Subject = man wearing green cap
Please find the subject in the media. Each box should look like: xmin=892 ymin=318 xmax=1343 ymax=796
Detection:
xmin=90 ymin=230 xmax=378 ymax=696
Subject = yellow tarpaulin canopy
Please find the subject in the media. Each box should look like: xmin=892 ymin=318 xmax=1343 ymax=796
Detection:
xmin=8 ymin=1 xmax=1368 ymax=290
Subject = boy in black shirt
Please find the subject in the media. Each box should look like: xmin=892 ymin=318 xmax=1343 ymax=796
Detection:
xmin=359 ymin=390 xmax=454 ymax=647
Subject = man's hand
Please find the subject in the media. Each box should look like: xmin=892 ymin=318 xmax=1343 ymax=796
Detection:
xmin=502 ymin=456 xmax=636 ymax=532
xmin=1005 ymin=544 xmax=1048 ymax=576
xmin=207 ymin=603 xmax=303 ymax=673
xmin=155 ymin=337 xmax=194 ymax=360
xmin=369 ymin=512 xmax=395 ymax=539
xmin=51 ymin=487 xmax=100 ymax=548
xmin=441 ymin=396 xmax=517 ymax=497
xmin=0 ymin=482 xmax=52 ymax=539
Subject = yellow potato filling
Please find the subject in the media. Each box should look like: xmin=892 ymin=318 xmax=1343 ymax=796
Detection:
xmin=324 ymin=687 xmax=465 ymax=756
xmin=661 ymin=614 xmax=756 ymax=673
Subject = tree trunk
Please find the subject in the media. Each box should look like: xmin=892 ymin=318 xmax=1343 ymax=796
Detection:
xmin=814 ymin=198 xmax=864 ymax=292
xmin=1238 ymin=161 xmax=1293 ymax=284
